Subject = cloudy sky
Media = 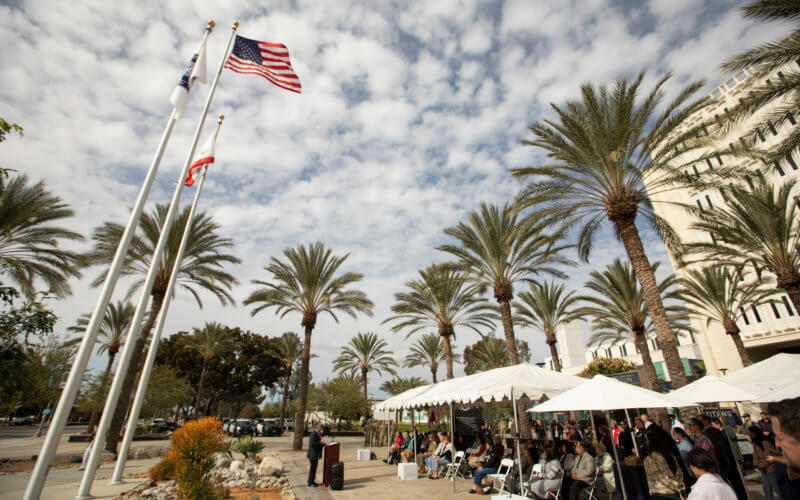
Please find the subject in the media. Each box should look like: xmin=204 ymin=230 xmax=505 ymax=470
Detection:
xmin=0 ymin=0 xmax=789 ymax=398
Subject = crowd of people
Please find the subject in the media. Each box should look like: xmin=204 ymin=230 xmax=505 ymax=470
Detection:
xmin=374 ymin=396 xmax=800 ymax=500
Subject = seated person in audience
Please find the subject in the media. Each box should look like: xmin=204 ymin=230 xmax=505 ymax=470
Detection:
xmin=383 ymin=432 xmax=403 ymax=464
xmin=520 ymin=439 xmax=540 ymax=478
xmin=468 ymin=436 xmax=487 ymax=469
xmin=425 ymin=432 xmax=454 ymax=479
xmin=493 ymin=436 xmax=505 ymax=459
xmin=568 ymin=442 xmax=596 ymax=500
xmin=593 ymin=443 xmax=616 ymax=495
xmin=400 ymin=431 xmax=416 ymax=463
xmin=530 ymin=446 xmax=563 ymax=500
xmin=416 ymin=431 xmax=435 ymax=469
xmin=559 ymin=441 xmax=577 ymax=494
xmin=470 ymin=440 xmax=502 ymax=495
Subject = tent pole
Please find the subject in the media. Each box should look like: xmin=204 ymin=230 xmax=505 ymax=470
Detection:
xmin=624 ymin=408 xmax=640 ymax=457
xmin=590 ymin=410 xmax=598 ymax=443
xmin=450 ymin=402 xmax=455 ymax=493
xmin=606 ymin=410 xmax=628 ymax=500
xmin=512 ymin=389 xmax=524 ymax=497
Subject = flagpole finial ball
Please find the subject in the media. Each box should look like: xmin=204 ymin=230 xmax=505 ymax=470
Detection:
xmin=218 ymin=114 xmax=225 ymax=121
xmin=207 ymin=20 xmax=215 ymax=28
xmin=233 ymin=21 xmax=239 ymax=28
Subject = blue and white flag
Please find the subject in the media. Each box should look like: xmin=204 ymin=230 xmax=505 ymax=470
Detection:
xmin=169 ymin=37 xmax=208 ymax=117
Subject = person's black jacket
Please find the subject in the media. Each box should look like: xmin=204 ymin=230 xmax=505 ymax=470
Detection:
xmin=483 ymin=449 xmax=502 ymax=470
xmin=704 ymin=426 xmax=731 ymax=470
xmin=307 ymin=429 xmax=323 ymax=460
xmin=618 ymin=429 xmax=635 ymax=457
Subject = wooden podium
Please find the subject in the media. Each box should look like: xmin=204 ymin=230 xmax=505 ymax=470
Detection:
xmin=321 ymin=442 xmax=340 ymax=487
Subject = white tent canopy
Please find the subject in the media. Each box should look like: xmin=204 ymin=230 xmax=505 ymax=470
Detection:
xmin=374 ymin=383 xmax=436 ymax=412
xmin=669 ymin=375 xmax=759 ymax=404
xmin=529 ymin=374 xmax=693 ymax=412
xmin=723 ymin=353 xmax=800 ymax=399
xmin=382 ymin=364 xmax=587 ymax=410
xmin=754 ymin=383 xmax=800 ymax=403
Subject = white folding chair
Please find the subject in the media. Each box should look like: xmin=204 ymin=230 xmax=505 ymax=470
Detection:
xmin=579 ymin=468 xmax=602 ymax=500
xmin=443 ymin=450 xmax=467 ymax=479
xmin=487 ymin=458 xmax=515 ymax=493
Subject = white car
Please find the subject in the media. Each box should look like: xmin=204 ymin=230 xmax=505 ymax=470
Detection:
xmin=284 ymin=418 xmax=294 ymax=431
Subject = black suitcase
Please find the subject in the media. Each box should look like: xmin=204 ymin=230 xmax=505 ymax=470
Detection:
xmin=330 ymin=461 xmax=344 ymax=490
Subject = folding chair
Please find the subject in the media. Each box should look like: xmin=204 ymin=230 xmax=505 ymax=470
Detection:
xmin=487 ymin=458 xmax=515 ymax=493
xmin=443 ymin=450 xmax=467 ymax=479
xmin=579 ymin=469 xmax=601 ymax=500
xmin=521 ymin=463 xmax=540 ymax=497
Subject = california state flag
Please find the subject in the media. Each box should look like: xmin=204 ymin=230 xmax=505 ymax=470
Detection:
xmin=185 ymin=131 xmax=217 ymax=186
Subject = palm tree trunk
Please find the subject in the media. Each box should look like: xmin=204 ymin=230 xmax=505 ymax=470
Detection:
xmin=104 ymin=293 xmax=165 ymax=454
xmin=194 ymin=361 xmax=208 ymax=417
xmin=614 ymin=216 xmax=688 ymax=388
xmin=87 ymin=354 xmax=115 ymax=432
xmin=430 ymin=365 xmax=437 ymax=384
xmin=497 ymin=299 xmax=519 ymax=364
xmin=633 ymin=329 xmax=660 ymax=391
xmin=292 ymin=325 xmax=313 ymax=450
xmin=441 ymin=335 xmax=454 ymax=379
xmin=546 ymin=332 xmax=561 ymax=372
xmin=362 ymin=367 xmax=369 ymax=402
xmin=724 ymin=323 xmax=752 ymax=367
xmin=279 ymin=368 xmax=292 ymax=425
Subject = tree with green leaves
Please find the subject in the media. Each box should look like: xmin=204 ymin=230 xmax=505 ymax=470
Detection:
xmin=577 ymin=259 xmax=689 ymax=391
xmin=142 ymin=365 xmax=192 ymax=419
xmin=333 ymin=331 xmax=397 ymax=403
xmin=84 ymin=203 xmax=239 ymax=453
xmin=244 ymin=242 xmax=374 ymax=450
xmin=514 ymin=281 xmax=582 ymax=372
xmin=403 ymin=332 xmax=459 ymax=383
xmin=463 ymin=336 xmax=532 ymax=375
xmin=720 ymin=0 xmax=800 ymax=166
xmin=679 ymin=265 xmax=775 ymax=367
xmin=380 ymin=376 xmax=426 ymax=396
xmin=0 ymin=174 xmax=82 ymax=297
xmin=384 ymin=264 xmax=494 ymax=380
xmin=580 ymin=358 xmax=637 ymax=377
xmin=308 ymin=374 xmax=368 ymax=424
xmin=67 ymin=300 xmax=135 ymax=431
xmin=181 ymin=322 xmax=236 ymax=416
xmin=0 ymin=116 xmax=23 ymax=143
xmin=271 ymin=332 xmax=313 ymax=427
xmin=686 ymin=175 xmax=800 ymax=314
xmin=513 ymin=72 xmax=711 ymax=388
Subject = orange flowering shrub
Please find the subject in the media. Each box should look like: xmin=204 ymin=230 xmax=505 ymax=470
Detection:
xmin=148 ymin=450 xmax=177 ymax=481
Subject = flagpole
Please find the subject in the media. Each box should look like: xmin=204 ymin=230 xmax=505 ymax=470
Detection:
xmin=21 ymin=20 xmax=216 ymax=500
xmin=109 ymin=115 xmax=224 ymax=485
xmin=74 ymin=23 xmax=238 ymax=500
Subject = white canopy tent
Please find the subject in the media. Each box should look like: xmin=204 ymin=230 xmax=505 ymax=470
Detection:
xmin=723 ymin=353 xmax=800 ymax=398
xmin=374 ymin=383 xmax=436 ymax=412
xmin=754 ymin=383 xmax=800 ymax=403
xmin=669 ymin=375 xmax=759 ymax=404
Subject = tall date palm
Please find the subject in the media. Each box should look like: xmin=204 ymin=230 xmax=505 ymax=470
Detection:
xmin=514 ymin=281 xmax=582 ymax=372
xmin=271 ymin=332 xmax=311 ymax=426
xmin=84 ymin=203 xmax=239 ymax=452
xmin=244 ymin=242 xmax=373 ymax=450
xmin=384 ymin=264 xmax=495 ymax=380
xmin=333 ymin=331 xmax=398 ymax=402
xmin=403 ymin=332 xmax=459 ymax=383
xmin=512 ymin=72 xmax=710 ymax=388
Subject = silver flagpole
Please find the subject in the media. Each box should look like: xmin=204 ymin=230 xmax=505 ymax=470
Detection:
xmin=74 ymin=22 xmax=238 ymax=500
xmin=109 ymin=115 xmax=224 ymax=484
xmin=22 ymin=21 xmax=216 ymax=500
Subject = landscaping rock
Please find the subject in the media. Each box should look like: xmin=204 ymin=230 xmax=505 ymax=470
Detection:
xmin=214 ymin=452 xmax=231 ymax=469
xmin=258 ymin=456 xmax=284 ymax=477
xmin=230 ymin=460 xmax=244 ymax=472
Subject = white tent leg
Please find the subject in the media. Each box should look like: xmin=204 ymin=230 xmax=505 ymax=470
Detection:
xmin=606 ymin=410 xmax=628 ymax=500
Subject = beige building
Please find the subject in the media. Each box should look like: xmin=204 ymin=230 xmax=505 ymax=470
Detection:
xmin=646 ymin=64 xmax=800 ymax=376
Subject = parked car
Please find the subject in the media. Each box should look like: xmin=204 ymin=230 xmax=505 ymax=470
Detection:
xmin=148 ymin=419 xmax=178 ymax=433
xmin=10 ymin=416 xmax=35 ymax=426
xmin=258 ymin=418 xmax=282 ymax=436
xmin=230 ymin=418 xmax=254 ymax=436
xmin=283 ymin=418 xmax=294 ymax=431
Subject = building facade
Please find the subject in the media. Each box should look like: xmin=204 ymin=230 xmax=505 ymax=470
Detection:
xmin=645 ymin=63 xmax=800 ymax=376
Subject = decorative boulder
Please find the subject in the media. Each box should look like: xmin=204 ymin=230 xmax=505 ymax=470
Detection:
xmin=214 ymin=453 xmax=231 ymax=469
xmin=258 ymin=456 xmax=284 ymax=477
xmin=229 ymin=459 xmax=245 ymax=472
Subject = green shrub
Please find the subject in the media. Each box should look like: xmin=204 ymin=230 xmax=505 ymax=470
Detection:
xmin=230 ymin=435 xmax=265 ymax=460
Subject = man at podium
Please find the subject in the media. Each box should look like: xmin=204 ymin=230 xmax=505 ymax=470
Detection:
xmin=307 ymin=422 xmax=326 ymax=487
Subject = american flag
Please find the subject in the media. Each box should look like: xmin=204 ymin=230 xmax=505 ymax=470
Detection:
xmin=225 ymin=35 xmax=301 ymax=94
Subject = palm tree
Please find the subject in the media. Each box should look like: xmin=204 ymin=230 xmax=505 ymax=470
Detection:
xmin=686 ymin=175 xmax=800 ymax=313
xmin=438 ymin=203 xmax=572 ymax=365
xmin=403 ymin=332 xmax=460 ymax=383
xmin=244 ymin=242 xmax=374 ymax=450
xmin=181 ymin=322 xmax=236 ymax=416
xmin=467 ymin=337 xmax=510 ymax=373
xmin=577 ymin=259 xmax=689 ymax=391
xmin=84 ymin=203 xmax=239 ymax=452
xmin=271 ymin=332 xmax=315 ymax=426
xmin=0 ymin=174 xmax=82 ymax=296
xmin=380 ymin=376 xmax=426 ymax=396
xmin=514 ymin=281 xmax=583 ymax=372
xmin=719 ymin=0 xmax=800 ymax=166
xmin=67 ymin=300 xmax=136 ymax=431
xmin=512 ymin=72 xmax=711 ymax=388
xmin=384 ymin=264 xmax=495 ymax=379
xmin=333 ymin=332 xmax=398 ymax=403
xmin=679 ymin=265 xmax=776 ymax=368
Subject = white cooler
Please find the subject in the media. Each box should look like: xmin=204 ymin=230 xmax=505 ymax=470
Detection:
xmin=397 ymin=462 xmax=418 ymax=480
xmin=357 ymin=449 xmax=371 ymax=461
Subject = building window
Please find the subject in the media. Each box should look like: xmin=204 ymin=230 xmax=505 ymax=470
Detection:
xmin=706 ymin=158 xmax=714 ymax=170
xmin=789 ymin=113 xmax=797 ymax=126
xmin=771 ymin=302 xmax=782 ymax=319
xmin=720 ymin=187 xmax=729 ymax=202
xmin=621 ymin=344 xmax=628 ymax=356
xmin=778 ymin=71 xmax=786 ymax=80
xmin=696 ymin=199 xmax=704 ymax=212
xmin=768 ymin=121 xmax=778 ymax=135
xmin=705 ymin=195 xmax=714 ymax=209
xmin=693 ymin=165 xmax=700 ymax=177
xmin=689 ymin=331 xmax=696 ymax=344
xmin=752 ymin=305 xmax=763 ymax=323
xmin=740 ymin=307 xmax=750 ymax=325
xmin=775 ymin=160 xmax=786 ymax=176
xmin=745 ymin=176 xmax=755 ymax=189
xmin=757 ymin=128 xmax=766 ymax=142
xmin=717 ymin=154 xmax=724 ymax=166
xmin=786 ymin=155 xmax=798 ymax=171
xmin=782 ymin=296 xmax=795 ymax=316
